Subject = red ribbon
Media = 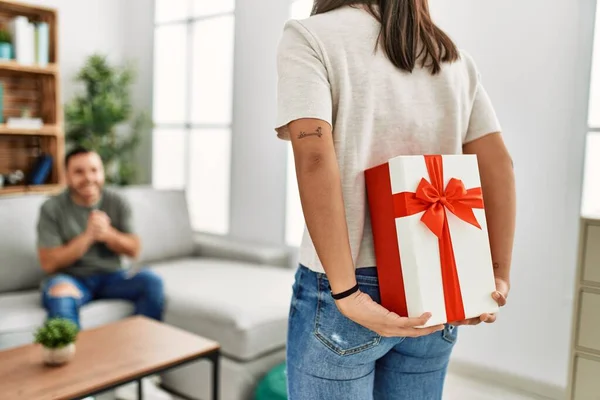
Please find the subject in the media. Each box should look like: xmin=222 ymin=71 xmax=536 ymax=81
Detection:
xmin=393 ymin=155 xmax=484 ymax=322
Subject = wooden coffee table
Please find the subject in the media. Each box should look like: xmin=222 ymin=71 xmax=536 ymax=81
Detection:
xmin=0 ymin=316 xmax=220 ymax=400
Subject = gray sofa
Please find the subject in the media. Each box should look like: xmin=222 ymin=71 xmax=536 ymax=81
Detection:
xmin=0 ymin=186 xmax=296 ymax=400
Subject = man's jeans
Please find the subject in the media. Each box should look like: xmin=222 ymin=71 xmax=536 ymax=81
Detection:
xmin=41 ymin=269 xmax=165 ymax=329
xmin=286 ymin=265 xmax=458 ymax=400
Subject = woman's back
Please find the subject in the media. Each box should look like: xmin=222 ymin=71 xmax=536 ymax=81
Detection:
xmin=276 ymin=5 xmax=501 ymax=272
xmin=276 ymin=3 xmax=514 ymax=398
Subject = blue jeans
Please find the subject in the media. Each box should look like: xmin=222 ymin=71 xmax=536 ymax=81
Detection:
xmin=41 ymin=269 xmax=165 ymax=329
xmin=286 ymin=265 xmax=458 ymax=400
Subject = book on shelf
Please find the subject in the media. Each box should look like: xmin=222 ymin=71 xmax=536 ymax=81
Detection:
xmin=9 ymin=16 xmax=49 ymax=66
xmin=28 ymin=153 xmax=53 ymax=185
xmin=10 ymin=16 xmax=33 ymax=65
xmin=35 ymin=22 xmax=49 ymax=66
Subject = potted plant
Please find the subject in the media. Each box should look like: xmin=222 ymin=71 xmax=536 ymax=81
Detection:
xmin=34 ymin=318 xmax=79 ymax=366
xmin=0 ymin=28 xmax=12 ymax=60
xmin=65 ymin=54 xmax=152 ymax=185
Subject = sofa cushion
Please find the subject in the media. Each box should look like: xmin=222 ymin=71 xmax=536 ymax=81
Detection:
xmin=0 ymin=291 xmax=134 ymax=350
xmin=0 ymin=194 xmax=48 ymax=293
xmin=150 ymin=258 xmax=295 ymax=361
xmin=115 ymin=186 xmax=195 ymax=264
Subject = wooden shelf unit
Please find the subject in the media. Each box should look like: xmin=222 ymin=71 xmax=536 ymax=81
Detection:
xmin=0 ymin=123 xmax=58 ymax=135
xmin=0 ymin=60 xmax=57 ymax=75
xmin=0 ymin=0 xmax=63 ymax=197
xmin=0 ymin=182 xmax=61 ymax=195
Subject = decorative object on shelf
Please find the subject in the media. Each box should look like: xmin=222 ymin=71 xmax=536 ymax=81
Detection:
xmin=9 ymin=15 xmax=34 ymax=65
xmin=6 ymin=116 xmax=43 ymax=129
xmin=0 ymin=27 xmax=12 ymax=60
xmin=28 ymin=153 xmax=53 ymax=185
xmin=65 ymin=54 xmax=152 ymax=186
xmin=7 ymin=15 xmax=50 ymax=67
xmin=34 ymin=318 xmax=79 ymax=366
xmin=35 ymin=21 xmax=48 ymax=66
xmin=5 ymin=169 xmax=24 ymax=185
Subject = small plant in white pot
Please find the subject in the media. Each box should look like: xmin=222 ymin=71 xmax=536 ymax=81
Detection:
xmin=34 ymin=318 xmax=79 ymax=366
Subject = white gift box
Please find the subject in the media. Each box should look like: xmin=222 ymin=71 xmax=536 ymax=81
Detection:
xmin=365 ymin=155 xmax=499 ymax=327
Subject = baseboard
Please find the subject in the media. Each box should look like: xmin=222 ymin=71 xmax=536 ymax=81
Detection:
xmin=448 ymin=360 xmax=566 ymax=400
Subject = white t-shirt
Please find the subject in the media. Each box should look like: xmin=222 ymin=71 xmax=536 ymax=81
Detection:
xmin=275 ymin=6 xmax=502 ymax=274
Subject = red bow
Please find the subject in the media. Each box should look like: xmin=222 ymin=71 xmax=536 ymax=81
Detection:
xmin=394 ymin=177 xmax=484 ymax=239
xmin=393 ymin=155 xmax=485 ymax=322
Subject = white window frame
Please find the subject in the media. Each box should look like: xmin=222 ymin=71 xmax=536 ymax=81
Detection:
xmin=152 ymin=1 xmax=235 ymax=235
xmin=580 ymin=1 xmax=600 ymax=216
xmin=589 ymin=2 xmax=600 ymax=131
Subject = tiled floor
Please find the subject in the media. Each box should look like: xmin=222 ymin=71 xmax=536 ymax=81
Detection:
xmin=97 ymin=372 xmax=551 ymax=400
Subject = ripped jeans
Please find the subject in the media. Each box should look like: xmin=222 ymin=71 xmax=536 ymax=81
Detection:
xmin=286 ymin=265 xmax=458 ymax=400
xmin=41 ymin=269 xmax=164 ymax=329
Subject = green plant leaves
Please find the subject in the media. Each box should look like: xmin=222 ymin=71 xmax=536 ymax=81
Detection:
xmin=0 ymin=29 xmax=11 ymax=44
xmin=65 ymin=53 xmax=152 ymax=186
xmin=34 ymin=318 xmax=79 ymax=349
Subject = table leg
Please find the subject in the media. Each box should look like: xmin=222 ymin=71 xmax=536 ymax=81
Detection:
xmin=138 ymin=378 xmax=143 ymax=400
xmin=210 ymin=350 xmax=220 ymax=400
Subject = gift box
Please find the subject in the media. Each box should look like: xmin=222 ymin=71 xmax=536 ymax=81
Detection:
xmin=365 ymin=154 xmax=499 ymax=328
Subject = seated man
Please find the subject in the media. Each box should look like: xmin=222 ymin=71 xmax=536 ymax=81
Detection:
xmin=37 ymin=147 xmax=164 ymax=329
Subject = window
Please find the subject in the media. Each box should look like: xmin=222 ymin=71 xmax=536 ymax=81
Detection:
xmin=583 ymin=3 xmax=600 ymax=216
xmin=285 ymin=0 xmax=315 ymax=247
xmin=152 ymin=0 xmax=235 ymax=234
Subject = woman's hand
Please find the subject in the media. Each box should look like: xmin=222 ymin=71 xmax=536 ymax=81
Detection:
xmin=451 ymin=276 xmax=510 ymax=326
xmin=335 ymin=290 xmax=445 ymax=337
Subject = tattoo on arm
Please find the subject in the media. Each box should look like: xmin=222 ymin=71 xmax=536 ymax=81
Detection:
xmin=298 ymin=127 xmax=323 ymax=139
xmin=493 ymin=262 xmax=500 ymax=270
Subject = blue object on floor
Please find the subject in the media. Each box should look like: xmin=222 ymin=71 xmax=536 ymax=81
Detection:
xmin=255 ymin=362 xmax=287 ymax=400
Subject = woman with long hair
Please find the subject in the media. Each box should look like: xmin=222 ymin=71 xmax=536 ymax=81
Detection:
xmin=275 ymin=1 xmax=515 ymax=398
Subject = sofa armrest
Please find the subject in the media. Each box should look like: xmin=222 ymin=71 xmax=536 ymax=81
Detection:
xmin=193 ymin=232 xmax=293 ymax=268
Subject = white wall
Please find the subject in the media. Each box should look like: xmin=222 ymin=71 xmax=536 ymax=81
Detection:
xmin=229 ymin=0 xmax=291 ymax=244
xmin=429 ymin=0 xmax=597 ymax=389
xmin=120 ymin=0 xmax=155 ymax=185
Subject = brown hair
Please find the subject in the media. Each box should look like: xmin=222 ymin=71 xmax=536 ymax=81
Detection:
xmin=312 ymin=0 xmax=459 ymax=74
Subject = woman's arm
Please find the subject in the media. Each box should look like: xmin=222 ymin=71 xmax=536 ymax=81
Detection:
xmin=463 ymin=132 xmax=515 ymax=285
xmin=456 ymin=132 xmax=514 ymax=325
xmin=288 ymin=118 xmax=443 ymax=337
xmin=289 ymin=118 xmax=357 ymax=294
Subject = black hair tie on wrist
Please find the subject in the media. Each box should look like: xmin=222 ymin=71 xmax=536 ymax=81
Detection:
xmin=331 ymin=283 xmax=360 ymax=300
